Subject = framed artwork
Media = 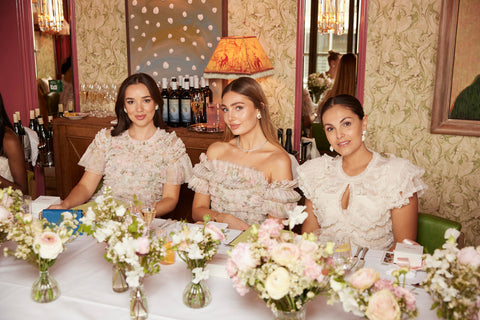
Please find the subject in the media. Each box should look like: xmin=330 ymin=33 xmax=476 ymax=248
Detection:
xmin=431 ymin=0 xmax=480 ymax=137
xmin=125 ymin=0 xmax=227 ymax=93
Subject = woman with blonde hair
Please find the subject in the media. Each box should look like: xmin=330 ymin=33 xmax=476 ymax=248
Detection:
xmin=189 ymin=77 xmax=300 ymax=230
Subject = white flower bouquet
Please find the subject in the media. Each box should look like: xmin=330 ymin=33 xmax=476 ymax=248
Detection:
xmin=307 ymin=72 xmax=333 ymax=103
xmin=422 ymin=228 xmax=480 ymax=320
xmin=328 ymin=266 xmax=418 ymax=320
xmin=79 ymin=187 xmax=167 ymax=288
xmin=226 ymin=215 xmax=334 ymax=313
xmin=0 ymin=187 xmax=24 ymax=245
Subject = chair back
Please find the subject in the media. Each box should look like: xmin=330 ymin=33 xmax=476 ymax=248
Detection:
xmin=310 ymin=123 xmax=330 ymax=152
xmin=417 ymin=213 xmax=461 ymax=254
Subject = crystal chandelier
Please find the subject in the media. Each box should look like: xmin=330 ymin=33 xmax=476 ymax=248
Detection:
xmin=36 ymin=0 xmax=64 ymax=34
xmin=318 ymin=0 xmax=347 ymax=35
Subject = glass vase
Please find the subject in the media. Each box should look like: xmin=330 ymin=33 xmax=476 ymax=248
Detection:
xmin=130 ymin=278 xmax=148 ymax=320
xmin=272 ymin=305 xmax=306 ymax=320
xmin=182 ymin=276 xmax=211 ymax=309
xmin=31 ymin=270 xmax=60 ymax=303
xmin=112 ymin=264 xmax=129 ymax=293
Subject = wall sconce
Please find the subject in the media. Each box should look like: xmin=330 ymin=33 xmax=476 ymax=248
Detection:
xmin=203 ymin=36 xmax=274 ymax=79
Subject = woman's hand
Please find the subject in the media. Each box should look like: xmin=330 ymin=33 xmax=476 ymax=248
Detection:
xmin=216 ymin=213 xmax=250 ymax=231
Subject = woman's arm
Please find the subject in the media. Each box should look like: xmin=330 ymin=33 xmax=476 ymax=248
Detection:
xmin=49 ymin=171 xmax=103 ymax=209
xmin=390 ymin=193 xmax=418 ymax=249
xmin=2 ymin=129 xmax=27 ymax=193
xmin=192 ymin=192 xmax=250 ymax=230
xmin=301 ymin=198 xmax=320 ymax=234
xmin=154 ymin=183 xmax=180 ymax=217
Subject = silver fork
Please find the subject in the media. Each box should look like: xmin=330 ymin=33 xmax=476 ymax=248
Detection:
xmin=354 ymin=247 xmax=369 ymax=270
xmin=348 ymin=247 xmax=363 ymax=270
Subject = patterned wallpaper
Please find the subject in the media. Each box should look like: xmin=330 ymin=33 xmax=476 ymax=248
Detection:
xmin=34 ymin=32 xmax=56 ymax=80
xmin=365 ymin=0 xmax=480 ymax=246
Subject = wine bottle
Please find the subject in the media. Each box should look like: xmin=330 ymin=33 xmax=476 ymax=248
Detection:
xmin=284 ymin=128 xmax=293 ymax=154
xmin=46 ymin=116 xmax=54 ymax=166
xmin=202 ymin=77 xmax=213 ymax=106
xmin=161 ymin=78 xmax=169 ymax=124
xmin=168 ymin=78 xmax=180 ymax=127
xmin=16 ymin=111 xmax=31 ymax=163
xmin=13 ymin=113 xmax=21 ymax=136
xmin=29 ymin=110 xmax=36 ymax=131
xmin=277 ymin=128 xmax=284 ymax=148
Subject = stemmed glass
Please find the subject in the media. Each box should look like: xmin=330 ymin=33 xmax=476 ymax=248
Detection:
xmin=138 ymin=195 xmax=156 ymax=232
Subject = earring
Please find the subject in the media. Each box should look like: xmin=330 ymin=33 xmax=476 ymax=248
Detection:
xmin=329 ymin=145 xmax=334 ymax=152
xmin=256 ymin=113 xmax=262 ymax=120
xmin=155 ymin=105 xmax=159 ymax=111
xmin=124 ymin=107 xmax=127 ymax=113
xmin=362 ymin=130 xmax=366 ymax=142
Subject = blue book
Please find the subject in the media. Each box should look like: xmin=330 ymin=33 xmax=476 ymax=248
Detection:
xmin=42 ymin=209 xmax=83 ymax=234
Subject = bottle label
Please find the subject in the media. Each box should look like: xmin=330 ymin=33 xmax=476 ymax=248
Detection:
xmin=168 ymin=99 xmax=180 ymax=124
xmin=180 ymin=98 xmax=191 ymax=124
xmin=162 ymin=98 xmax=168 ymax=122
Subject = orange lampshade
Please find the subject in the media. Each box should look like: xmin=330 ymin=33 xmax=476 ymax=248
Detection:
xmin=203 ymin=36 xmax=274 ymax=79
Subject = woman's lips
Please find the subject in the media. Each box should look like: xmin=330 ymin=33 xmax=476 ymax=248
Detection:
xmin=135 ymin=115 xmax=146 ymax=120
xmin=229 ymin=124 xmax=240 ymax=131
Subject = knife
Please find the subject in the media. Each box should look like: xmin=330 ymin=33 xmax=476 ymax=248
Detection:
xmin=348 ymin=247 xmax=363 ymax=270
xmin=355 ymin=247 xmax=369 ymax=270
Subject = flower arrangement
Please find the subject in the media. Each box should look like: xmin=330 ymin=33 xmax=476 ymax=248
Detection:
xmin=226 ymin=207 xmax=334 ymax=314
xmin=79 ymin=187 xmax=167 ymax=288
xmin=327 ymin=266 xmax=418 ymax=320
xmin=170 ymin=215 xmax=226 ymax=308
xmin=0 ymin=187 xmax=24 ymax=245
xmin=307 ymin=72 xmax=333 ymax=103
xmin=422 ymin=228 xmax=480 ymax=320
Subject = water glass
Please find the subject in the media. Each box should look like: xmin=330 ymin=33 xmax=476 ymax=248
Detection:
xmin=333 ymin=235 xmax=352 ymax=270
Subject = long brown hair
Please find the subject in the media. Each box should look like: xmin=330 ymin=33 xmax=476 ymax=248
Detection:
xmin=221 ymin=77 xmax=281 ymax=148
xmin=317 ymin=53 xmax=357 ymax=115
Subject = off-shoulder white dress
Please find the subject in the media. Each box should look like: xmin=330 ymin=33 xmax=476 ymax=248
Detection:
xmin=188 ymin=153 xmax=301 ymax=225
xmin=297 ymin=151 xmax=427 ymax=250
xmin=79 ymin=128 xmax=193 ymax=203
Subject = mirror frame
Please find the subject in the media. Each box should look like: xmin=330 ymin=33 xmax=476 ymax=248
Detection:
xmin=430 ymin=0 xmax=480 ymax=137
xmin=69 ymin=0 xmax=80 ymax=111
xmin=294 ymin=0 xmax=368 ymax=152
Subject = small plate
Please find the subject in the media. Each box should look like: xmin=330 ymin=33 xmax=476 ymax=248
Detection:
xmin=64 ymin=112 xmax=89 ymax=120
xmin=187 ymin=123 xmax=223 ymax=133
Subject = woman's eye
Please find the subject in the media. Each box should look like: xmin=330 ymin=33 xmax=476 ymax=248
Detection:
xmin=126 ymin=100 xmax=134 ymax=105
xmin=343 ymin=121 xmax=351 ymax=127
xmin=221 ymin=107 xmax=228 ymax=113
xmin=325 ymin=127 xmax=333 ymax=132
xmin=235 ymin=106 xmax=243 ymax=111
xmin=144 ymin=99 xmax=151 ymax=103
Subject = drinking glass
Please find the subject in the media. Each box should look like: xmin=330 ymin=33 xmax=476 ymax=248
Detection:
xmin=333 ymin=235 xmax=352 ymax=270
xmin=206 ymin=103 xmax=219 ymax=131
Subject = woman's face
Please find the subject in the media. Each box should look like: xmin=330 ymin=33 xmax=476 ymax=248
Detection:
xmin=221 ymin=91 xmax=260 ymax=136
xmin=322 ymin=104 xmax=367 ymax=157
xmin=124 ymin=83 xmax=156 ymax=128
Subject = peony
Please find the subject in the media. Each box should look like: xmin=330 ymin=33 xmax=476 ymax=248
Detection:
xmin=258 ymin=219 xmax=283 ymax=240
xmin=136 ymin=236 xmax=150 ymax=255
xmin=265 ymin=267 xmax=290 ymax=300
xmin=33 ymin=231 xmax=63 ymax=260
xmin=365 ymin=289 xmax=401 ymax=320
xmin=457 ymin=247 xmax=480 ymax=268
xmin=229 ymin=243 xmax=259 ymax=271
xmin=349 ymin=268 xmax=379 ymax=290
xmin=205 ymin=223 xmax=225 ymax=241
xmin=271 ymin=243 xmax=300 ymax=266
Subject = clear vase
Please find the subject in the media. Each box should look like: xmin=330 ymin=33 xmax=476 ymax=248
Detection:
xmin=182 ymin=277 xmax=211 ymax=309
xmin=112 ymin=264 xmax=129 ymax=293
xmin=272 ymin=305 xmax=306 ymax=320
xmin=130 ymin=278 xmax=148 ymax=320
xmin=31 ymin=270 xmax=60 ymax=303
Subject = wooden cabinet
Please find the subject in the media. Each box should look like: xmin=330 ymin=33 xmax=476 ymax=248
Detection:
xmin=53 ymin=116 xmax=222 ymax=221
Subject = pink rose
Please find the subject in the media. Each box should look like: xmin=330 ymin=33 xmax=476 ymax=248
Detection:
xmin=298 ymin=238 xmax=318 ymax=255
xmin=457 ymin=247 xmax=480 ymax=268
xmin=0 ymin=206 xmax=12 ymax=221
xmin=365 ymin=289 xmax=401 ymax=320
xmin=349 ymin=268 xmax=379 ymax=290
xmin=205 ymin=223 xmax=225 ymax=241
xmin=271 ymin=243 xmax=300 ymax=266
xmin=374 ymin=279 xmax=394 ymax=291
xmin=229 ymin=243 xmax=259 ymax=271
xmin=392 ymin=286 xmax=417 ymax=311
xmin=136 ymin=237 xmax=150 ymax=255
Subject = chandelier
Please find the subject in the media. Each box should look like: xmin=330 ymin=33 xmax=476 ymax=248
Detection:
xmin=318 ymin=0 xmax=347 ymax=35
xmin=36 ymin=0 xmax=65 ymax=34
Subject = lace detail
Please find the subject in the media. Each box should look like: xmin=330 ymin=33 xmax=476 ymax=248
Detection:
xmin=298 ymin=152 xmax=427 ymax=250
xmin=0 ymin=156 xmax=13 ymax=182
xmin=188 ymin=153 xmax=301 ymax=225
xmin=79 ymin=128 xmax=192 ymax=203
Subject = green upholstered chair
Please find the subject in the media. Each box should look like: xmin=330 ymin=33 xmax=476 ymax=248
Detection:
xmin=310 ymin=122 xmax=338 ymax=156
xmin=417 ymin=213 xmax=462 ymax=254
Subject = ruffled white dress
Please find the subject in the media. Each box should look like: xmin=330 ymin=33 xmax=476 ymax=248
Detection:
xmin=297 ymin=151 xmax=427 ymax=250
xmin=188 ymin=153 xmax=301 ymax=225
xmin=0 ymin=156 xmax=13 ymax=182
xmin=79 ymin=128 xmax=193 ymax=203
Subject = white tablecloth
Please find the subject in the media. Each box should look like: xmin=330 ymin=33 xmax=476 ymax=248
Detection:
xmin=0 ymin=228 xmax=439 ymax=320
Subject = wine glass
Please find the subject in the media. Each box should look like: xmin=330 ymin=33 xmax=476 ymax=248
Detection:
xmin=138 ymin=195 xmax=156 ymax=231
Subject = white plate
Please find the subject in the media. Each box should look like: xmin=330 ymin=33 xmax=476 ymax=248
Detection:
xmin=64 ymin=113 xmax=89 ymax=120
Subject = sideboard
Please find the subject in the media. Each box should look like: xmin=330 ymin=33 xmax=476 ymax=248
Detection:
xmin=52 ymin=116 xmax=223 ymax=221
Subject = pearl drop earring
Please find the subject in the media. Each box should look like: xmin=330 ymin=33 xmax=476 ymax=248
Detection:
xmin=362 ymin=130 xmax=366 ymax=142
xmin=329 ymin=145 xmax=334 ymax=152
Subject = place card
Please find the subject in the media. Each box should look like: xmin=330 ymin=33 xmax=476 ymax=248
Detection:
xmin=393 ymin=243 xmax=424 ymax=268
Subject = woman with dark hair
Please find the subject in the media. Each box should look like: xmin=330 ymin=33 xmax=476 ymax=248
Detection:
xmin=50 ymin=73 xmax=192 ymax=216
xmin=298 ymin=94 xmax=427 ymax=250
xmin=189 ymin=77 xmax=300 ymax=230
xmin=0 ymin=93 xmax=27 ymax=193
xmin=326 ymin=50 xmax=341 ymax=80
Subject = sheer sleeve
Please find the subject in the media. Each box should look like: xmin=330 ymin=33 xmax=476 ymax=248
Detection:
xmin=163 ymin=133 xmax=193 ymax=185
xmin=78 ymin=128 xmax=110 ymax=175
xmin=264 ymin=180 xmax=301 ymax=219
xmin=188 ymin=153 xmax=211 ymax=195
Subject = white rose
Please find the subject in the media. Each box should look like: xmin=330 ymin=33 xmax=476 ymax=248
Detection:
xmin=265 ymin=267 xmax=290 ymax=300
xmin=33 ymin=231 xmax=63 ymax=260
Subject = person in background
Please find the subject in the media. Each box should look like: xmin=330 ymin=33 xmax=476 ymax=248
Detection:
xmin=326 ymin=50 xmax=341 ymax=81
xmin=316 ymin=53 xmax=357 ymax=118
xmin=302 ymin=88 xmax=317 ymax=137
xmin=0 ymin=93 xmax=28 ymax=194
xmin=298 ymin=94 xmax=427 ymax=250
xmin=49 ymin=73 xmax=192 ymax=216
xmin=189 ymin=77 xmax=300 ymax=230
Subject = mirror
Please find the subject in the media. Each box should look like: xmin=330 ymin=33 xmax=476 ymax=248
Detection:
xmin=32 ymin=0 xmax=78 ymax=121
xmin=294 ymin=0 xmax=368 ymax=152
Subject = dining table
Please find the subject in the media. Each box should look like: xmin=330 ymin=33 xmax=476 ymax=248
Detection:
xmin=0 ymin=219 xmax=439 ymax=320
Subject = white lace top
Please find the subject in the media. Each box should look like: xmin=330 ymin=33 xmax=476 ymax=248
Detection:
xmin=297 ymin=151 xmax=427 ymax=250
xmin=0 ymin=156 xmax=13 ymax=183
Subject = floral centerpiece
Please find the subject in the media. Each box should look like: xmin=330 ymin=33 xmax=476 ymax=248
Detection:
xmin=226 ymin=206 xmax=334 ymax=319
xmin=170 ymin=215 xmax=225 ymax=308
xmin=327 ymin=266 xmax=418 ymax=320
xmin=307 ymin=72 xmax=333 ymax=103
xmin=422 ymin=228 xmax=480 ymax=320
xmin=0 ymin=187 xmax=24 ymax=246
xmin=79 ymin=187 xmax=166 ymax=319
xmin=2 ymin=188 xmax=79 ymax=303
